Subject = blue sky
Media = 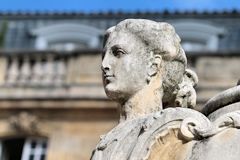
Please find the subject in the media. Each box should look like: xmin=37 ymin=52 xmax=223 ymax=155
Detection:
xmin=0 ymin=0 xmax=240 ymax=12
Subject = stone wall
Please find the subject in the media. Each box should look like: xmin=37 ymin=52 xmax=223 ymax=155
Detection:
xmin=191 ymin=55 xmax=240 ymax=110
xmin=0 ymin=100 xmax=118 ymax=160
xmin=0 ymin=51 xmax=239 ymax=159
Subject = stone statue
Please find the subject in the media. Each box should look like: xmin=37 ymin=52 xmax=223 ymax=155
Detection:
xmin=101 ymin=19 xmax=197 ymax=121
xmin=91 ymin=19 xmax=240 ymax=160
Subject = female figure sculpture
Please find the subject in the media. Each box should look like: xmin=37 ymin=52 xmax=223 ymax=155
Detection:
xmin=101 ymin=19 xmax=197 ymax=121
xmin=91 ymin=19 xmax=240 ymax=160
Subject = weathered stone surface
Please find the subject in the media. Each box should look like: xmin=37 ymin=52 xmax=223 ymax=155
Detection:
xmin=101 ymin=19 xmax=197 ymax=121
xmin=91 ymin=19 xmax=240 ymax=160
xmin=91 ymin=108 xmax=210 ymax=160
xmin=91 ymin=19 xmax=199 ymax=160
xmin=202 ymin=85 xmax=240 ymax=116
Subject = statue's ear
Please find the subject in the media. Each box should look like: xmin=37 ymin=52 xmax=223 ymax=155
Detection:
xmin=147 ymin=54 xmax=162 ymax=82
xmin=184 ymin=69 xmax=198 ymax=87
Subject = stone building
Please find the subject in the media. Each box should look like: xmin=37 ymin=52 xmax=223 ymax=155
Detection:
xmin=0 ymin=10 xmax=239 ymax=160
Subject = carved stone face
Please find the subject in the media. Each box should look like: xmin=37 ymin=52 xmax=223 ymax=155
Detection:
xmin=102 ymin=31 xmax=150 ymax=101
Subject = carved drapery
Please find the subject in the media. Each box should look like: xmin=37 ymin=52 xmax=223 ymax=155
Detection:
xmin=92 ymin=107 xmax=240 ymax=160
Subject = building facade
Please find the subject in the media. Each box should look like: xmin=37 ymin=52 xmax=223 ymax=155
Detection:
xmin=0 ymin=10 xmax=239 ymax=160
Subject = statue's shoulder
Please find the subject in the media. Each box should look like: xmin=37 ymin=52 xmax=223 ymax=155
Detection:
xmin=91 ymin=108 xmax=209 ymax=160
xmin=92 ymin=84 xmax=240 ymax=160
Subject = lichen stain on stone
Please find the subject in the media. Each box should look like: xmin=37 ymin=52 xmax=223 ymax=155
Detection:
xmin=146 ymin=129 xmax=192 ymax=160
xmin=215 ymin=128 xmax=237 ymax=142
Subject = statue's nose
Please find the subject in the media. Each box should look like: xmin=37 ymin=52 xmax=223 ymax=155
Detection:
xmin=101 ymin=65 xmax=110 ymax=74
xmin=101 ymin=57 xmax=111 ymax=73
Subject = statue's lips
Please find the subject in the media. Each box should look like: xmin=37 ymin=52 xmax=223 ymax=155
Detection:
xmin=103 ymin=75 xmax=114 ymax=83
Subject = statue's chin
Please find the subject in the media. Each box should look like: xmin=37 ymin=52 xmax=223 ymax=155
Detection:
xmin=104 ymin=86 xmax=130 ymax=103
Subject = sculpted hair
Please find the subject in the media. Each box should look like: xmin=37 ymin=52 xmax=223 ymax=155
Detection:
xmin=104 ymin=19 xmax=187 ymax=64
xmin=104 ymin=19 xmax=188 ymax=107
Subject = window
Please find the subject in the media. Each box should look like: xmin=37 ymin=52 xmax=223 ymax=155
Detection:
xmin=31 ymin=23 xmax=103 ymax=50
xmin=21 ymin=138 xmax=48 ymax=160
xmin=0 ymin=138 xmax=48 ymax=160
xmin=172 ymin=20 xmax=225 ymax=52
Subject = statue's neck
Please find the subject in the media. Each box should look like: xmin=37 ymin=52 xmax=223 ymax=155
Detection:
xmin=119 ymin=78 xmax=163 ymax=122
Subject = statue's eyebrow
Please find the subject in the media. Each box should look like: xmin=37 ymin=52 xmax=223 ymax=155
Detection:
xmin=111 ymin=44 xmax=121 ymax=50
xmin=111 ymin=45 xmax=128 ymax=54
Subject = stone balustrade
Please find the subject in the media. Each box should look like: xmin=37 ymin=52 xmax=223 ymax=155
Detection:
xmin=0 ymin=50 xmax=239 ymax=105
xmin=4 ymin=53 xmax=67 ymax=86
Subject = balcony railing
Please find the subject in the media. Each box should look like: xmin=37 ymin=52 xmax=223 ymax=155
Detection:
xmin=5 ymin=54 xmax=66 ymax=86
xmin=0 ymin=50 xmax=239 ymax=104
xmin=0 ymin=50 xmax=103 ymax=87
xmin=0 ymin=50 xmax=107 ymax=100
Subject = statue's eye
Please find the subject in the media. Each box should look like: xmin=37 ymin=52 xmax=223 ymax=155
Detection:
xmin=112 ymin=49 xmax=126 ymax=58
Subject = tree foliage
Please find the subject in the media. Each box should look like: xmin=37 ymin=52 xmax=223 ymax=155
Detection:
xmin=0 ymin=21 xmax=8 ymax=48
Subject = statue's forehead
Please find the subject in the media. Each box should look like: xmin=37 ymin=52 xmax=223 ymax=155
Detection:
xmin=105 ymin=30 xmax=141 ymax=47
xmin=107 ymin=31 xmax=128 ymax=42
